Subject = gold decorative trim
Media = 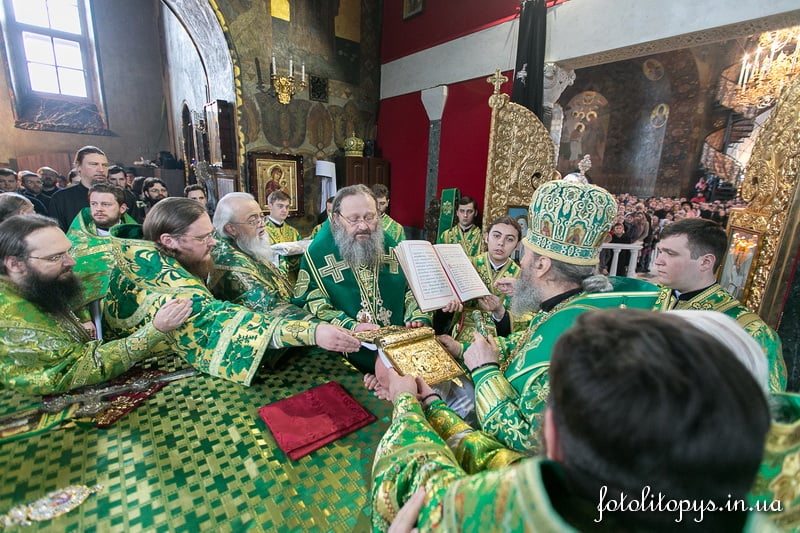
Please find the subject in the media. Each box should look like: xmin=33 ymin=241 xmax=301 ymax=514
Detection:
xmin=728 ymin=78 xmax=800 ymax=327
xmin=483 ymin=70 xmax=557 ymax=225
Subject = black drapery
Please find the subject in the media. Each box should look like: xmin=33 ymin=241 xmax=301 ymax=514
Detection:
xmin=511 ymin=0 xmax=546 ymax=120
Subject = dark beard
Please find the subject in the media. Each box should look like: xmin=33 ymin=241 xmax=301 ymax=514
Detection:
xmin=332 ymin=221 xmax=384 ymax=266
xmin=178 ymin=256 xmax=214 ymax=280
xmin=16 ymin=269 xmax=84 ymax=315
xmin=510 ymin=273 xmax=544 ymax=315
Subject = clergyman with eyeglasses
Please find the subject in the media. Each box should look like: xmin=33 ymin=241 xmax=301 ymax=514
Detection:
xmin=292 ymin=184 xmax=431 ymax=373
xmin=0 ymin=214 xmax=193 ymax=395
xmin=208 ymin=193 xmax=317 ymax=335
xmin=102 ymin=197 xmax=361 ymax=386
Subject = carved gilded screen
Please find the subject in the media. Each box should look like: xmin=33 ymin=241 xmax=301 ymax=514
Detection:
xmin=727 ymin=78 xmax=800 ymax=327
xmin=482 ymin=70 xmax=558 ymax=224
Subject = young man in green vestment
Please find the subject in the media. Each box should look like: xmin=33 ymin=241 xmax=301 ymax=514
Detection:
xmin=292 ymin=184 xmax=433 ymax=373
xmin=437 ymin=216 xmax=526 ymax=342
xmin=439 ymin=180 xmax=666 ymax=453
xmin=67 ymin=184 xmax=139 ymax=309
xmin=103 ymin=198 xmax=360 ymax=386
xmin=652 ymin=217 xmax=786 ymax=392
xmin=371 ymin=183 xmax=405 ymax=243
xmin=0 ymin=215 xmax=192 ymax=395
xmin=371 ymin=309 xmax=776 ymax=532
xmin=437 ymin=196 xmax=483 ymax=257
xmin=264 ymin=190 xmax=303 ymax=284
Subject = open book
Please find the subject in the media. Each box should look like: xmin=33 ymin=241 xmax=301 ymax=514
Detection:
xmin=354 ymin=326 xmax=464 ymax=386
xmin=393 ymin=240 xmax=490 ymax=312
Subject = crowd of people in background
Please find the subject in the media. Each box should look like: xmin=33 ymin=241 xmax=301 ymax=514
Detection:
xmin=600 ymin=192 xmax=745 ymax=276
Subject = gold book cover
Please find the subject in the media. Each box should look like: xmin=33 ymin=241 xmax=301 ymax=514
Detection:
xmin=354 ymin=326 xmax=464 ymax=386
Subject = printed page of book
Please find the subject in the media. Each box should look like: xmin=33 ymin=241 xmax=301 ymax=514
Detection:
xmin=394 ymin=241 xmax=457 ymax=312
xmin=433 ymin=244 xmax=490 ymax=301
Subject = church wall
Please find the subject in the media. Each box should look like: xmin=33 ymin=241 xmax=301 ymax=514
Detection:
xmin=202 ymin=0 xmax=383 ymax=233
xmin=0 ymin=0 xmax=168 ymax=171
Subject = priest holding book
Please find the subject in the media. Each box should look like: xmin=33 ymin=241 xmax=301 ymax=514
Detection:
xmin=440 ymin=180 xmax=667 ymax=453
xmin=292 ymin=185 xmax=434 ymax=374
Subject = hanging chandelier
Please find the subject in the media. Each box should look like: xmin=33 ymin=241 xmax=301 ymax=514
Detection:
xmin=735 ymin=26 xmax=800 ymax=111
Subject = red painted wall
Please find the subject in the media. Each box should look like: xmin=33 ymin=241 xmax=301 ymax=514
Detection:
xmin=379 ymin=0 xmax=569 ymax=228
xmin=378 ymin=74 xmax=513 ymax=228
xmin=381 ymin=0 xmax=520 ymax=63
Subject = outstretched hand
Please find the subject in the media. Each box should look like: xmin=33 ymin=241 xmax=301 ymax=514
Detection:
xmin=494 ymin=277 xmax=516 ymax=297
xmin=388 ymin=487 xmax=426 ymax=533
xmin=152 ymin=298 xmax=193 ymax=333
xmin=315 ymin=324 xmax=362 ymax=352
xmin=463 ymin=332 xmax=500 ymax=371
xmin=436 ymin=334 xmax=462 ymax=358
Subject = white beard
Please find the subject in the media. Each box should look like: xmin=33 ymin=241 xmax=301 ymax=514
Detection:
xmin=236 ymin=232 xmax=276 ymax=265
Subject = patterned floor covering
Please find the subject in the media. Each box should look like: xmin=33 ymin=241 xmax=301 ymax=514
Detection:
xmin=0 ymin=349 xmax=392 ymax=532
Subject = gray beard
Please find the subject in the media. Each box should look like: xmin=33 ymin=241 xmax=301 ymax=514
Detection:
xmin=235 ymin=233 xmax=275 ymax=265
xmin=510 ymin=274 xmax=544 ymax=315
xmin=332 ymin=220 xmax=384 ymax=266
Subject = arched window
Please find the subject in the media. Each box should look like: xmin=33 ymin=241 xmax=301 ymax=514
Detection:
xmin=1 ymin=0 xmax=107 ymax=133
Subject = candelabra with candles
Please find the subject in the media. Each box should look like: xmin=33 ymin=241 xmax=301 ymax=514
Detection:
xmin=270 ymin=55 xmax=307 ymax=105
xmin=736 ymin=26 xmax=800 ymax=112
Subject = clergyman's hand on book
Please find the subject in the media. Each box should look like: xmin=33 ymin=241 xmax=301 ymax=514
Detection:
xmin=436 ymin=334 xmax=462 ymax=358
xmin=387 ymin=368 xmax=418 ymax=402
xmin=463 ymin=333 xmax=499 ymax=371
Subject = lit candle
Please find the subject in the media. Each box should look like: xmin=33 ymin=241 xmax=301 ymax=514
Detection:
xmin=754 ymin=46 xmax=761 ymax=75
xmin=271 ymin=55 xmax=276 ymax=75
xmin=289 ymin=58 xmax=293 ymax=78
xmin=737 ymin=54 xmax=747 ymax=87
xmin=301 ymin=63 xmax=305 ymax=82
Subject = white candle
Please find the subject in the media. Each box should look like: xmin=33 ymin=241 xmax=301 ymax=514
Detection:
xmin=737 ymin=54 xmax=747 ymax=87
xmin=289 ymin=58 xmax=293 ymax=78
xmin=271 ymin=55 xmax=276 ymax=74
xmin=301 ymin=63 xmax=306 ymax=82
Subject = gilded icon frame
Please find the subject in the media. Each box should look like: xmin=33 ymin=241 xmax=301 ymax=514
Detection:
xmin=247 ymin=152 xmax=304 ymax=216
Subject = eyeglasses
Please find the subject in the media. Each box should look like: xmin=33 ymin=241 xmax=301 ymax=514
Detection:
xmin=230 ymin=215 xmax=265 ymax=227
xmin=337 ymin=213 xmax=378 ymax=227
xmin=178 ymin=231 xmax=216 ymax=244
xmin=27 ymin=251 xmax=71 ymax=263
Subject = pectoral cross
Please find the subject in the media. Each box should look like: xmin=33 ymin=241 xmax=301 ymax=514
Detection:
xmin=318 ymin=254 xmax=350 ymax=283
xmin=381 ymin=251 xmax=399 ymax=274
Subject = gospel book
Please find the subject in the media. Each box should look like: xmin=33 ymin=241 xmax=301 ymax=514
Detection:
xmin=393 ymin=240 xmax=490 ymax=312
xmin=354 ymin=326 xmax=465 ymax=386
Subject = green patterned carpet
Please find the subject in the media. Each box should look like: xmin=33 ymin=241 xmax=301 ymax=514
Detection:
xmin=0 ymin=349 xmax=392 ymax=532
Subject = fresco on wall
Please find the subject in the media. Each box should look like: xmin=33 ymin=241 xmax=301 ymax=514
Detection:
xmin=271 ymin=0 xmax=361 ymax=84
xmin=559 ymin=91 xmax=609 ymax=176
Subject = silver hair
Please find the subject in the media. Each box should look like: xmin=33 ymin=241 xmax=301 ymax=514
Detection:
xmin=212 ymin=192 xmax=257 ymax=237
xmin=545 ymin=255 xmax=613 ymax=293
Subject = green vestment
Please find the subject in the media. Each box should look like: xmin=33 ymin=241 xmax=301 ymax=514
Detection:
xmin=473 ymin=277 xmax=666 ymax=452
xmin=371 ymin=392 xmax=777 ymax=532
xmin=654 ymin=284 xmax=787 ymax=392
xmin=450 ymin=253 xmax=524 ymax=342
xmin=437 ymin=225 xmax=483 ymax=257
xmin=750 ymin=392 xmax=800 ymax=531
xmin=66 ymin=207 xmax=138 ymax=305
xmin=0 ymin=278 xmax=169 ymax=395
xmin=103 ymin=225 xmax=318 ymax=386
xmin=292 ymin=222 xmax=429 ymax=372
xmin=380 ymin=213 xmax=405 ymax=243
xmin=209 ymin=236 xmax=313 ymax=321
xmin=264 ymin=217 xmax=302 ymax=284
